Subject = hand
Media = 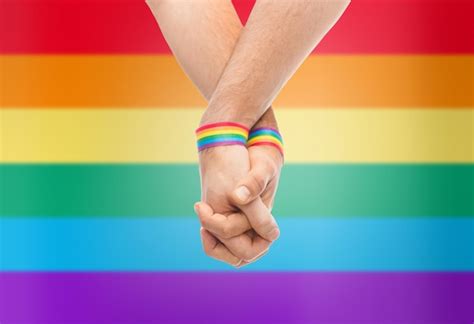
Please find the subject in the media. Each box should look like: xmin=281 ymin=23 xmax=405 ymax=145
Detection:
xmin=195 ymin=144 xmax=283 ymax=267
xmin=233 ymin=145 xmax=283 ymax=210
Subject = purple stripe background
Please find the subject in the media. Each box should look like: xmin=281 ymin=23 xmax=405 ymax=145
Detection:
xmin=1 ymin=272 xmax=473 ymax=323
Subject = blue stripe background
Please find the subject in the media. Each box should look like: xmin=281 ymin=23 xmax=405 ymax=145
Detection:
xmin=1 ymin=217 xmax=473 ymax=271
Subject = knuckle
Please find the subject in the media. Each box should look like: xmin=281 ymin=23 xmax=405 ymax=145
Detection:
xmin=221 ymin=223 xmax=236 ymax=239
xmin=200 ymin=215 xmax=211 ymax=228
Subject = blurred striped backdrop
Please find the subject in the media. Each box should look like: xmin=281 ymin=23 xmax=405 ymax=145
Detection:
xmin=1 ymin=0 xmax=473 ymax=323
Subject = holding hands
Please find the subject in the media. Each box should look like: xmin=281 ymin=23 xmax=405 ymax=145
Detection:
xmin=147 ymin=0 xmax=350 ymax=266
xmin=196 ymin=143 xmax=282 ymax=267
xmin=196 ymin=119 xmax=284 ymax=266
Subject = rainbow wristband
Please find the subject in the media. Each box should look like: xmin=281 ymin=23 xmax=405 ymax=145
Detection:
xmin=247 ymin=127 xmax=284 ymax=155
xmin=196 ymin=122 xmax=249 ymax=152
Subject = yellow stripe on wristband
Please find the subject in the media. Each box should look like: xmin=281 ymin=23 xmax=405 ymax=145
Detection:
xmin=196 ymin=127 xmax=248 ymax=141
xmin=196 ymin=122 xmax=249 ymax=152
xmin=247 ymin=136 xmax=283 ymax=146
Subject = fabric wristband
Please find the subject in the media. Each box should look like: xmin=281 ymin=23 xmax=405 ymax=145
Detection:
xmin=196 ymin=122 xmax=249 ymax=152
xmin=247 ymin=127 xmax=284 ymax=155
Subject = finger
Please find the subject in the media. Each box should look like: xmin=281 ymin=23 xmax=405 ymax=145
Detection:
xmin=195 ymin=202 xmax=251 ymax=239
xmin=200 ymin=228 xmax=242 ymax=267
xmin=246 ymin=245 xmax=270 ymax=263
xmin=240 ymin=198 xmax=280 ymax=242
xmin=219 ymin=231 xmax=271 ymax=262
xmin=232 ymin=163 xmax=273 ymax=205
xmin=196 ymin=203 xmax=272 ymax=262
xmin=235 ymin=242 xmax=270 ymax=267
xmin=236 ymin=261 xmax=249 ymax=268
xmin=261 ymin=178 xmax=279 ymax=211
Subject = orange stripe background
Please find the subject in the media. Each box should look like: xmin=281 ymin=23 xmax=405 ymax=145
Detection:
xmin=1 ymin=55 xmax=472 ymax=108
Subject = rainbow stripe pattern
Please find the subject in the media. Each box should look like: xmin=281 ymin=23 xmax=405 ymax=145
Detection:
xmin=196 ymin=122 xmax=249 ymax=152
xmin=248 ymin=127 xmax=284 ymax=155
xmin=0 ymin=0 xmax=473 ymax=323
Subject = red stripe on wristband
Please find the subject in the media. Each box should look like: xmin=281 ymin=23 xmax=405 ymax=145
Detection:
xmin=248 ymin=141 xmax=285 ymax=155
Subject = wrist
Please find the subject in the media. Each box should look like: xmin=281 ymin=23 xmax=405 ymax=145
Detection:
xmin=200 ymin=100 xmax=258 ymax=130
xmin=197 ymin=107 xmax=283 ymax=156
xmin=251 ymin=107 xmax=279 ymax=131
xmin=248 ymin=127 xmax=284 ymax=157
xmin=196 ymin=122 xmax=249 ymax=153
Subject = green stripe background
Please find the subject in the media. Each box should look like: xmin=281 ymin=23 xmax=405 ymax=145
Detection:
xmin=1 ymin=164 xmax=472 ymax=217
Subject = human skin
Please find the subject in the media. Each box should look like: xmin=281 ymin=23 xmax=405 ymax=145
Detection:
xmin=200 ymin=0 xmax=351 ymax=128
xmin=147 ymin=0 xmax=282 ymax=266
xmin=147 ymin=0 xmax=350 ymax=266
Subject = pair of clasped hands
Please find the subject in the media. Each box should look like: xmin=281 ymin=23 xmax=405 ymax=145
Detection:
xmin=196 ymin=135 xmax=283 ymax=267
xmin=147 ymin=0 xmax=350 ymax=266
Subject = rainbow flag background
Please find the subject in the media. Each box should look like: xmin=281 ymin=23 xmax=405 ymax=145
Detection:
xmin=1 ymin=0 xmax=473 ymax=322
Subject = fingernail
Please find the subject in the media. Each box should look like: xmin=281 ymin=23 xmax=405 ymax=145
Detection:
xmin=194 ymin=203 xmax=200 ymax=214
xmin=234 ymin=259 xmax=244 ymax=268
xmin=268 ymin=228 xmax=280 ymax=241
xmin=235 ymin=186 xmax=251 ymax=203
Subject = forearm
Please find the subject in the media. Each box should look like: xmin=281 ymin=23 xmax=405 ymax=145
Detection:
xmin=146 ymin=0 xmax=239 ymax=100
xmin=146 ymin=0 xmax=278 ymax=130
xmin=202 ymin=0 xmax=350 ymax=128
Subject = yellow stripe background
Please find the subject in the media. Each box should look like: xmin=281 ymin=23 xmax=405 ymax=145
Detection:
xmin=2 ymin=108 xmax=472 ymax=163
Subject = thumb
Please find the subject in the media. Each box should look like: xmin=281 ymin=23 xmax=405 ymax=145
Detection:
xmin=232 ymin=164 xmax=271 ymax=205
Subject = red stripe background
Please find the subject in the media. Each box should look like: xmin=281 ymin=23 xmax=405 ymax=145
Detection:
xmin=1 ymin=0 xmax=473 ymax=54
